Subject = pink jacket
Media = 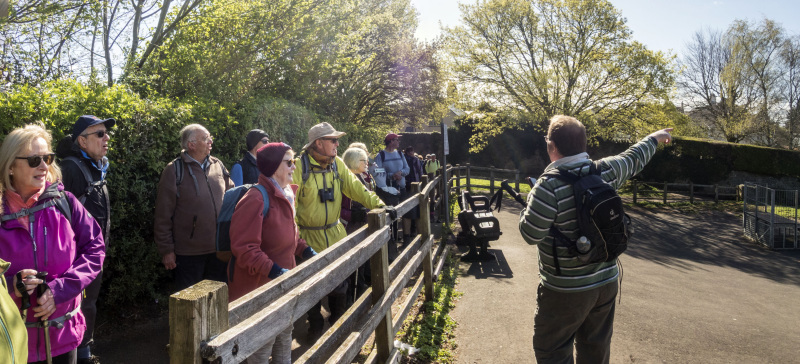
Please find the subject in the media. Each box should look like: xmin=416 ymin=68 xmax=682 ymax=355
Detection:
xmin=227 ymin=175 xmax=309 ymax=302
xmin=0 ymin=182 xmax=105 ymax=361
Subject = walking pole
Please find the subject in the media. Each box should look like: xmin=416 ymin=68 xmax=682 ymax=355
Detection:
xmin=37 ymin=276 xmax=52 ymax=364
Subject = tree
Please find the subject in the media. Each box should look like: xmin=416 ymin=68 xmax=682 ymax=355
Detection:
xmin=0 ymin=1 xmax=94 ymax=86
xmin=443 ymin=0 xmax=673 ymax=138
xmin=679 ymin=19 xmax=787 ymax=145
xmin=782 ymin=35 xmax=800 ymax=149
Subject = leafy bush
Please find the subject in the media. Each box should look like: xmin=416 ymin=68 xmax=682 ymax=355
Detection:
xmin=0 ymin=80 xmax=331 ymax=307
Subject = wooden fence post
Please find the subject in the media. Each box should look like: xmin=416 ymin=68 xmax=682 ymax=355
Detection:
xmin=632 ymin=180 xmax=638 ymax=204
xmin=663 ymin=181 xmax=668 ymax=204
xmin=489 ymin=167 xmax=495 ymax=195
xmin=455 ymin=165 xmax=461 ymax=192
xmin=714 ymin=184 xmax=719 ymax=203
xmin=466 ymin=163 xmax=472 ymax=193
xmin=690 ymin=182 xmax=694 ymax=204
xmin=169 ymin=280 xmax=229 ymax=364
xmin=515 ymin=170 xmax=520 ymax=192
xmin=367 ymin=210 xmax=392 ymax=362
xmin=418 ymin=180 xmax=434 ymax=302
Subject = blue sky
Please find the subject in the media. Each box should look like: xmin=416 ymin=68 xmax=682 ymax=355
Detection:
xmin=411 ymin=0 xmax=800 ymax=57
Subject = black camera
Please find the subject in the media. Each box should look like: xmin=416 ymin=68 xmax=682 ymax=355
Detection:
xmin=318 ymin=187 xmax=335 ymax=202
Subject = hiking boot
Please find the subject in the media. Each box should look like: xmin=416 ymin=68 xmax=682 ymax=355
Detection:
xmin=78 ymin=355 xmax=101 ymax=364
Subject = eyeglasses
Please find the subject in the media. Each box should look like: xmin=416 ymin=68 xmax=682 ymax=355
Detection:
xmin=16 ymin=153 xmax=56 ymax=168
xmin=321 ymin=137 xmax=339 ymax=144
xmin=283 ymin=159 xmax=296 ymax=167
xmin=81 ymin=130 xmax=108 ymax=138
xmin=260 ymin=138 xmax=269 ymax=144
xmin=192 ymin=135 xmax=213 ymax=143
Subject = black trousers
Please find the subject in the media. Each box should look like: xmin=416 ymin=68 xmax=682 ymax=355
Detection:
xmin=31 ymin=349 xmax=77 ymax=364
xmin=533 ymin=281 xmax=618 ymax=364
xmin=174 ymin=253 xmax=228 ymax=292
xmin=78 ymin=269 xmax=103 ymax=350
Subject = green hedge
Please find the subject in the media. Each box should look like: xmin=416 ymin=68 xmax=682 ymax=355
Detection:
xmin=639 ymin=137 xmax=800 ymax=183
xmin=0 ymin=80 xmax=333 ymax=306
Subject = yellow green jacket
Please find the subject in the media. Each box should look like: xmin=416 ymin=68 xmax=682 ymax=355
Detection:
xmin=293 ymin=153 xmax=384 ymax=253
xmin=0 ymin=259 xmax=28 ymax=364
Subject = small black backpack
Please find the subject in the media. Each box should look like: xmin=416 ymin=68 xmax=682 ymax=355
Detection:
xmin=544 ymin=161 xmax=631 ymax=275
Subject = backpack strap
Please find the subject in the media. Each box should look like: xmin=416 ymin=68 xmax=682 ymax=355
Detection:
xmin=548 ymin=226 xmax=574 ymax=276
xmin=301 ymin=152 xmax=311 ymax=184
xmin=300 ymin=151 xmax=340 ymax=184
xmin=379 ymin=150 xmax=385 ymax=164
xmin=173 ymin=157 xmax=184 ymax=198
xmin=251 ymin=184 xmax=270 ymax=217
xmin=1 ymin=192 xmax=72 ymax=225
xmin=62 ymin=156 xmax=107 ymax=206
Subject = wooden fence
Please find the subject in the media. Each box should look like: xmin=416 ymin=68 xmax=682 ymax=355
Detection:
xmin=630 ymin=180 xmax=740 ymax=204
xmin=447 ymin=163 xmax=526 ymax=196
xmin=168 ymin=173 xmax=452 ymax=364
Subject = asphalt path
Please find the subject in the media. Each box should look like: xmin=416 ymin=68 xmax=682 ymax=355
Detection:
xmin=451 ymin=199 xmax=800 ymax=364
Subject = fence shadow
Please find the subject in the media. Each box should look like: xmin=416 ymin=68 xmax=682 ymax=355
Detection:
xmin=624 ymin=205 xmax=800 ymax=286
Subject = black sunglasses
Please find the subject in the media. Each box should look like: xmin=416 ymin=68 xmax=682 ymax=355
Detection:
xmin=81 ymin=130 xmax=108 ymax=138
xmin=16 ymin=153 xmax=56 ymax=168
xmin=283 ymin=159 xmax=296 ymax=167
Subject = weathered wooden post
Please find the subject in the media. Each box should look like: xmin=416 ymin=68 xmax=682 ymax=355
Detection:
xmin=663 ymin=181 xmax=668 ymax=204
xmin=169 ymin=280 xmax=229 ymax=364
xmin=455 ymin=165 xmax=461 ymax=192
xmin=515 ymin=169 xmax=520 ymax=192
xmin=466 ymin=163 xmax=472 ymax=193
xmin=690 ymin=182 xmax=694 ymax=204
xmin=411 ymin=182 xmax=421 ymax=246
xmin=714 ymin=184 xmax=719 ymax=203
xmin=489 ymin=167 xmax=495 ymax=195
xmin=418 ymin=179 xmax=434 ymax=302
xmin=367 ymin=210 xmax=392 ymax=361
xmin=632 ymin=180 xmax=638 ymax=204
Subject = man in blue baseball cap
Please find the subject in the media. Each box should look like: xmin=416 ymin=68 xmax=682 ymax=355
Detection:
xmin=59 ymin=115 xmax=116 ymax=364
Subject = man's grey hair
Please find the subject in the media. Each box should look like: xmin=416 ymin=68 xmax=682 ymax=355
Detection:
xmin=180 ymin=124 xmax=208 ymax=150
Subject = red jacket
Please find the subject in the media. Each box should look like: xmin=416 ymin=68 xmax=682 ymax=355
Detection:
xmin=227 ymin=174 xmax=309 ymax=301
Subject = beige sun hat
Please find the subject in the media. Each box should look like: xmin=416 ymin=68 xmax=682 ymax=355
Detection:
xmin=302 ymin=122 xmax=346 ymax=150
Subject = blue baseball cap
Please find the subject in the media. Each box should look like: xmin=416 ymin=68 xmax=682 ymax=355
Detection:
xmin=72 ymin=115 xmax=116 ymax=141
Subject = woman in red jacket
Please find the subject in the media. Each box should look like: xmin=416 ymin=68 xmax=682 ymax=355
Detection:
xmin=227 ymin=142 xmax=316 ymax=364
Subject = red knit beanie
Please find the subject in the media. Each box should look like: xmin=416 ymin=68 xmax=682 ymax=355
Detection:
xmin=257 ymin=142 xmax=292 ymax=177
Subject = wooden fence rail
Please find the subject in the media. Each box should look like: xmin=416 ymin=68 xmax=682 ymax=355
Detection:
xmin=169 ymin=173 xmax=448 ymax=363
xmin=631 ymin=180 xmax=740 ymax=204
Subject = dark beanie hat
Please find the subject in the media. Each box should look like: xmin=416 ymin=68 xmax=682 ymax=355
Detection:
xmin=257 ymin=142 xmax=292 ymax=177
xmin=246 ymin=129 xmax=270 ymax=151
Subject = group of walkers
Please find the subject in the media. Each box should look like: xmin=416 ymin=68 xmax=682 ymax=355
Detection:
xmin=0 ymin=111 xmax=674 ymax=364
xmin=0 ymin=116 xmax=438 ymax=364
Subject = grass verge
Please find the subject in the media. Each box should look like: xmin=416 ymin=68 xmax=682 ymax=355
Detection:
xmin=396 ymin=251 xmax=463 ymax=363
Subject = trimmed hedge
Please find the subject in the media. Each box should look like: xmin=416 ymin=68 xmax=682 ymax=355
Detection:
xmin=400 ymin=129 xmax=800 ymax=185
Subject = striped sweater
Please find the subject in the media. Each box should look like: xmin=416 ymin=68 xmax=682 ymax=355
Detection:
xmin=519 ymin=136 xmax=658 ymax=292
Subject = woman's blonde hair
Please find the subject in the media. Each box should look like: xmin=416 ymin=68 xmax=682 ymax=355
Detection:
xmin=0 ymin=123 xmax=62 ymax=211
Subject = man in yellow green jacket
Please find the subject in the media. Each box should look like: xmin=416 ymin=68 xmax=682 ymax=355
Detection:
xmin=0 ymin=258 xmax=28 ymax=364
xmin=292 ymin=122 xmax=385 ymax=340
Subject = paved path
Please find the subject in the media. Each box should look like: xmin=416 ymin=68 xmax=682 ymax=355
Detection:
xmin=451 ymin=200 xmax=800 ymax=363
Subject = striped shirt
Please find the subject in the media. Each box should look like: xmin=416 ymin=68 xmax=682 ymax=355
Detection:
xmin=519 ymin=136 xmax=658 ymax=292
